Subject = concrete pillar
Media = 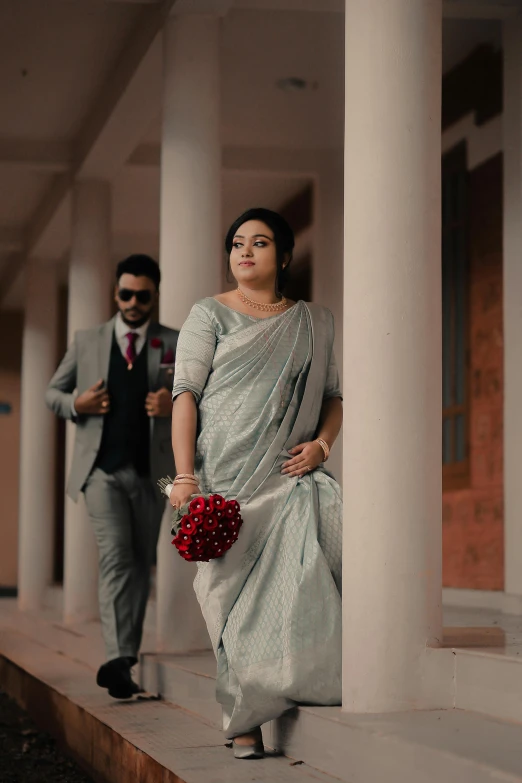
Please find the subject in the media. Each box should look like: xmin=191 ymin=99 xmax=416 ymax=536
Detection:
xmin=155 ymin=14 xmax=221 ymax=651
xmin=63 ymin=179 xmax=112 ymax=624
xmin=342 ymin=0 xmax=442 ymax=711
xmin=18 ymin=261 xmax=58 ymax=610
xmin=503 ymin=16 xmax=522 ymax=608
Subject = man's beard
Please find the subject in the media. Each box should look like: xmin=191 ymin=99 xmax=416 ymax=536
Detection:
xmin=120 ymin=310 xmax=151 ymax=328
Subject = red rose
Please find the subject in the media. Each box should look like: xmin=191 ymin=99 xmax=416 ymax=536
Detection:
xmin=210 ymin=494 xmax=225 ymax=510
xmin=226 ymin=500 xmax=240 ymax=513
xmin=150 ymin=337 xmax=162 ymax=349
xmin=203 ymin=514 xmax=219 ymax=531
xmin=189 ymin=497 xmax=206 ymax=514
xmin=177 ymin=532 xmax=193 ymax=550
xmin=204 ymin=497 xmax=215 ymax=513
xmin=181 ymin=516 xmax=197 ymax=535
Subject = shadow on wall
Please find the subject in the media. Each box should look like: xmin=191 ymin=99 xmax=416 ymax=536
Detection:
xmin=280 ymin=184 xmax=313 ymax=303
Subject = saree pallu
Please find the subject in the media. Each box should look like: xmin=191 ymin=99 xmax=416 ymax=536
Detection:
xmin=172 ymin=298 xmax=342 ymax=737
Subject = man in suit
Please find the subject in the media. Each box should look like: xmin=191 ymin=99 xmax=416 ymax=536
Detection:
xmin=46 ymin=254 xmax=177 ymax=699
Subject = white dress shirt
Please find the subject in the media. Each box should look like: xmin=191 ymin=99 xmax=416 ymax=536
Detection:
xmin=114 ymin=312 xmax=150 ymax=359
xmin=72 ymin=314 xmax=150 ymax=416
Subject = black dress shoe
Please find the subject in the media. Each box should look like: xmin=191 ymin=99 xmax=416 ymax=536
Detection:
xmin=96 ymin=657 xmax=143 ymax=700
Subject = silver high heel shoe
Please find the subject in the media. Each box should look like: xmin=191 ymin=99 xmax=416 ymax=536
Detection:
xmin=232 ymin=738 xmax=265 ymax=759
xmin=231 ymin=729 xmax=265 ymax=760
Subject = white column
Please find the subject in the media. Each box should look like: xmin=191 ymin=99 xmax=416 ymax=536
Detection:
xmin=503 ymin=17 xmax=522 ymax=607
xmin=63 ymin=179 xmax=112 ymax=624
xmin=343 ymin=0 xmax=442 ymax=712
xmin=156 ymin=13 xmax=221 ymax=651
xmin=18 ymin=261 xmax=58 ymax=611
xmin=159 ymin=13 xmax=222 ymax=327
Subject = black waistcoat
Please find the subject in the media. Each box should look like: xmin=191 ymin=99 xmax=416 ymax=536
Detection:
xmin=96 ymin=334 xmax=150 ymax=476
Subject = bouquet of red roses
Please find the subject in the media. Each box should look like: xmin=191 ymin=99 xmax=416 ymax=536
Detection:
xmin=158 ymin=478 xmax=242 ymax=562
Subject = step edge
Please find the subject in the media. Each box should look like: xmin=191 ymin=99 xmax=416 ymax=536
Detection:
xmin=144 ymin=655 xmax=522 ymax=779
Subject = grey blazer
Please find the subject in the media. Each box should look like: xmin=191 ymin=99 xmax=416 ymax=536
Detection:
xmin=46 ymin=317 xmax=179 ymax=501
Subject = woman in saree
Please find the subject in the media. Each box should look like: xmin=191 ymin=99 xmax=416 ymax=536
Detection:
xmin=169 ymin=208 xmax=343 ymax=760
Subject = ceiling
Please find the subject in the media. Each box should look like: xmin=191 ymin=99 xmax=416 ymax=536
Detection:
xmin=0 ymin=0 xmax=506 ymax=309
xmin=443 ymin=17 xmax=502 ymax=71
xmin=1 ymin=1 xmax=141 ymax=140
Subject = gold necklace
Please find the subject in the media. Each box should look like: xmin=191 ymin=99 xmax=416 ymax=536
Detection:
xmin=237 ymin=287 xmax=288 ymax=312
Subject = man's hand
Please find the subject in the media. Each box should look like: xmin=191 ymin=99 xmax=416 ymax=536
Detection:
xmin=146 ymin=387 xmax=173 ymax=418
xmin=74 ymin=380 xmax=110 ymax=415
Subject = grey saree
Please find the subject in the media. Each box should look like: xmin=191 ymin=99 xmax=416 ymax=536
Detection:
xmin=172 ymin=298 xmax=342 ymax=737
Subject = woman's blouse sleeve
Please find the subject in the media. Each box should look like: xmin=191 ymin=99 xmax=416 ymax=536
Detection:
xmin=324 ymin=349 xmax=342 ymax=400
xmin=172 ymin=303 xmax=217 ymax=404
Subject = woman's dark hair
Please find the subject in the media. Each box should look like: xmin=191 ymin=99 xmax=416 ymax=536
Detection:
xmin=225 ymin=208 xmax=295 ymax=295
xmin=116 ymin=254 xmax=161 ymax=290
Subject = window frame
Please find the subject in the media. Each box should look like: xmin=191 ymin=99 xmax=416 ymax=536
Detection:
xmin=442 ymin=141 xmax=471 ymax=493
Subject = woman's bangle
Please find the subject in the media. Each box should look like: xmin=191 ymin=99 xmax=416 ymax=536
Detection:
xmin=315 ymin=438 xmax=330 ymax=462
xmin=175 ymin=473 xmax=197 ymax=481
xmin=173 ymin=479 xmax=199 ymax=487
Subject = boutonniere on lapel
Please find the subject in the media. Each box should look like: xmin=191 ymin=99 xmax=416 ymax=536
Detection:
xmin=150 ymin=337 xmax=162 ymax=350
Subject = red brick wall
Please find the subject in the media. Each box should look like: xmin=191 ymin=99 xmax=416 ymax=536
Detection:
xmin=442 ymin=153 xmax=504 ymax=590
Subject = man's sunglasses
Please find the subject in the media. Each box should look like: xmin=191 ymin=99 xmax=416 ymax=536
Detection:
xmin=117 ymin=288 xmax=153 ymax=305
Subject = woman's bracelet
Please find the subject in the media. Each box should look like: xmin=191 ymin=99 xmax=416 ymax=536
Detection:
xmin=315 ymin=438 xmax=330 ymax=462
xmin=173 ymin=479 xmax=200 ymax=487
xmin=175 ymin=473 xmax=198 ymax=481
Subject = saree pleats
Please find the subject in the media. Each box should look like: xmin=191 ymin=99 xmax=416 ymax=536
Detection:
xmin=172 ymin=299 xmax=342 ymax=736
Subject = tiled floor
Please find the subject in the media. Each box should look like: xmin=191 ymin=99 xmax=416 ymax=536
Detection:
xmin=0 ymin=597 xmax=339 ymax=783
xmin=3 ymin=596 xmax=522 ymax=782
xmin=2 ymin=596 xmax=521 ymax=691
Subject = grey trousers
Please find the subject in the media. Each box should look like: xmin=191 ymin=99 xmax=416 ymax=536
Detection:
xmin=83 ymin=465 xmax=165 ymax=661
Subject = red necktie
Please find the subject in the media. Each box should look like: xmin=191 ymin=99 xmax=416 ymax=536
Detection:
xmin=125 ymin=332 xmax=139 ymax=369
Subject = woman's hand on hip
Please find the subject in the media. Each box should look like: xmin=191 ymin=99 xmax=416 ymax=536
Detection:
xmin=169 ymin=483 xmax=197 ymax=510
xmin=281 ymin=441 xmax=324 ymax=478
